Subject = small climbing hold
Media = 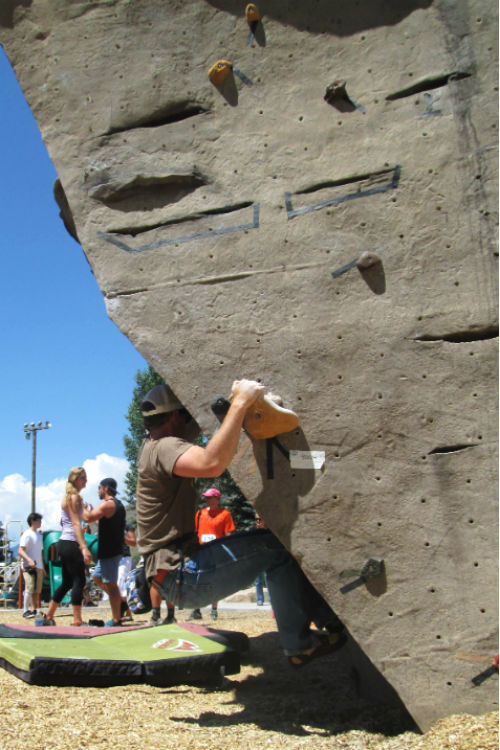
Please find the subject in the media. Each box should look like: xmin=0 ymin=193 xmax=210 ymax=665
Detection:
xmin=245 ymin=3 xmax=260 ymax=44
xmin=324 ymin=79 xmax=366 ymax=114
xmin=208 ymin=59 xmax=253 ymax=87
xmin=208 ymin=59 xmax=232 ymax=85
xmin=356 ymin=251 xmax=381 ymax=269
xmin=245 ymin=3 xmax=260 ymax=23
xmin=333 ymin=251 xmax=382 ymax=279
xmin=324 ymin=79 xmax=348 ymax=104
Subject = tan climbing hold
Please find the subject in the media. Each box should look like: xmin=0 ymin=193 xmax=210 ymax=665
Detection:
xmin=208 ymin=59 xmax=232 ymax=85
xmin=356 ymin=251 xmax=381 ymax=269
xmin=243 ymin=392 xmax=299 ymax=439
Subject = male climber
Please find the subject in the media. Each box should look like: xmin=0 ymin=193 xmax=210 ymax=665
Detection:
xmin=136 ymin=379 xmax=345 ymax=667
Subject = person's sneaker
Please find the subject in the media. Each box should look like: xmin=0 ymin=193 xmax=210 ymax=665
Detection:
xmin=210 ymin=608 xmax=218 ymax=620
xmin=188 ymin=608 xmax=202 ymax=621
xmin=22 ymin=610 xmax=36 ymax=618
xmin=148 ymin=612 xmax=162 ymax=627
xmin=105 ymin=618 xmax=122 ymax=627
xmin=162 ymin=613 xmax=177 ymax=625
xmin=41 ymin=615 xmax=56 ymax=626
xmin=288 ymin=630 xmax=347 ymax=668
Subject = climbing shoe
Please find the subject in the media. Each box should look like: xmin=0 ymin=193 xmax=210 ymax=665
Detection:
xmin=288 ymin=630 xmax=347 ymax=668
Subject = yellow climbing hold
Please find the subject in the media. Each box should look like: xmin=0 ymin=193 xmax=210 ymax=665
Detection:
xmin=208 ymin=59 xmax=232 ymax=85
xmin=245 ymin=3 xmax=260 ymax=23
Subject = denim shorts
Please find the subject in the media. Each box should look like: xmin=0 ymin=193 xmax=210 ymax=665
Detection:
xmin=92 ymin=554 xmax=122 ymax=584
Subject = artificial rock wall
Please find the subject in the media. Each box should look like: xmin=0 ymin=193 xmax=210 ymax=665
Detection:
xmin=1 ymin=0 xmax=498 ymax=730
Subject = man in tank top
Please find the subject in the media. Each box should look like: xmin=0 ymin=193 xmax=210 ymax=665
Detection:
xmin=83 ymin=478 xmax=125 ymax=626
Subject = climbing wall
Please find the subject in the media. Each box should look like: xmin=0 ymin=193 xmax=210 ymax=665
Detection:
xmin=1 ymin=0 xmax=497 ymax=730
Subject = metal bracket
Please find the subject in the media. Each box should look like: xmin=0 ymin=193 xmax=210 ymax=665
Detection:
xmin=339 ymin=557 xmax=385 ymax=594
xmin=472 ymin=664 xmax=498 ymax=686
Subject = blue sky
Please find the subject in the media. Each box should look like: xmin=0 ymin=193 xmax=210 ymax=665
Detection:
xmin=0 ymin=47 xmax=147 ymax=535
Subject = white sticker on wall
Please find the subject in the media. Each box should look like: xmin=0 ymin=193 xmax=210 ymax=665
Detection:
xmin=289 ymin=450 xmax=326 ymax=470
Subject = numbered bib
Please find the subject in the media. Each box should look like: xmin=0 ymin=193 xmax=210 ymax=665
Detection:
xmin=201 ymin=534 xmax=216 ymax=544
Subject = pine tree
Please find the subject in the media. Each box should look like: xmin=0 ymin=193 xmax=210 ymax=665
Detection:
xmin=123 ymin=367 xmax=256 ymax=530
xmin=122 ymin=365 xmax=166 ymax=518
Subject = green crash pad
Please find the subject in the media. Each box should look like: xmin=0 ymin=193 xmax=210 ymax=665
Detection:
xmin=0 ymin=622 xmax=245 ymax=687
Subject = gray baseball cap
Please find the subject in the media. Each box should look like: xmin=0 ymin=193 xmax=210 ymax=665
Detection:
xmin=141 ymin=384 xmax=183 ymax=416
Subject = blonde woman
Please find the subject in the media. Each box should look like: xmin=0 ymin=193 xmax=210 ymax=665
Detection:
xmin=41 ymin=467 xmax=92 ymax=626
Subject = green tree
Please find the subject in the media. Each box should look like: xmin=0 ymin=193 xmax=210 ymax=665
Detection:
xmin=122 ymin=365 xmax=166 ymax=517
xmin=123 ymin=366 xmax=256 ymax=530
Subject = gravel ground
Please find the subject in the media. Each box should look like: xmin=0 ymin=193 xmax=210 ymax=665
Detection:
xmin=0 ymin=606 xmax=497 ymax=750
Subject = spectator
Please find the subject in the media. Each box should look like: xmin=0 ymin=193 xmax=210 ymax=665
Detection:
xmin=189 ymin=487 xmax=235 ymax=621
xmin=18 ymin=512 xmax=46 ymax=618
xmin=118 ymin=520 xmax=137 ymax=621
xmin=41 ymin=467 xmax=93 ymax=626
xmin=254 ymin=514 xmax=269 ymax=607
xmin=84 ymin=478 xmax=126 ymax=627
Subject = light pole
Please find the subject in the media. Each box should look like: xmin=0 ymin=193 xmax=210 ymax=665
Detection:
xmin=23 ymin=421 xmax=51 ymax=513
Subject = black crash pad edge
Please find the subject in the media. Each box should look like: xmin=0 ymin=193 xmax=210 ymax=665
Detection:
xmin=8 ymin=649 xmax=240 ymax=687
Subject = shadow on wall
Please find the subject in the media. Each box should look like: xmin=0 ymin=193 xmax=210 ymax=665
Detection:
xmin=206 ymin=0 xmax=434 ymax=36
xmin=253 ymin=427 xmax=315 ymax=550
xmin=0 ymin=0 xmax=32 ymax=28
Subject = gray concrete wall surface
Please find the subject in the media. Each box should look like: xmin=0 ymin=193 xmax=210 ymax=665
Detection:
xmin=1 ymin=0 xmax=497 ymax=730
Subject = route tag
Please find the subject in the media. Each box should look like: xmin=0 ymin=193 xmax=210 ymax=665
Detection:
xmin=289 ymin=450 xmax=325 ymax=470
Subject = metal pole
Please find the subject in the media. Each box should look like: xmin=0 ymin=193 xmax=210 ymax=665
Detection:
xmin=31 ymin=428 xmax=37 ymax=514
xmin=23 ymin=422 xmax=51 ymax=515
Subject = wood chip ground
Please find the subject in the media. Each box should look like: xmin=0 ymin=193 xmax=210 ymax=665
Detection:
xmin=0 ymin=608 xmax=497 ymax=750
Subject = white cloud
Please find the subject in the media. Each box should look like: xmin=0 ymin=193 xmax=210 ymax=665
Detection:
xmin=0 ymin=454 xmax=130 ymax=550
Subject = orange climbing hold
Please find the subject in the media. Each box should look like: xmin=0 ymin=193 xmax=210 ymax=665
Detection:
xmin=208 ymin=60 xmax=232 ymax=85
xmin=243 ymin=392 xmax=299 ymax=440
xmin=245 ymin=3 xmax=260 ymax=23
